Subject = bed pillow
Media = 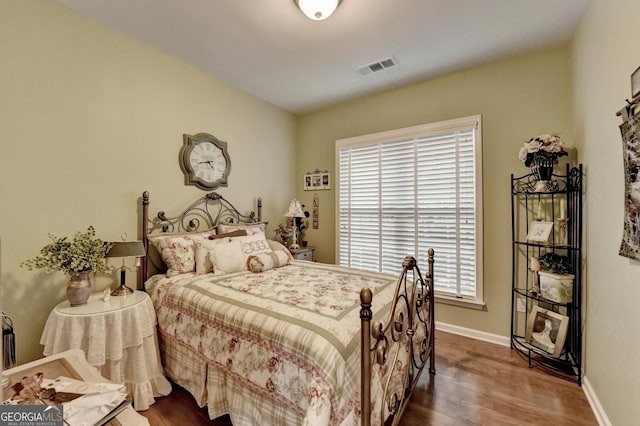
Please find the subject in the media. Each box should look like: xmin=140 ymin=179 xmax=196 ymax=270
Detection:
xmin=209 ymin=229 xmax=247 ymax=240
xmin=194 ymin=230 xmax=248 ymax=275
xmin=148 ymin=231 xmax=214 ymax=276
xmin=149 ymin=235 xmax=197 ymax=276
xmin=267 ymin=239 xmax=294 ymax=261
xmin=207 ymin=233 xmax=272 ymax=274
xmin=247 ymin=251 xmax=292 ymax=273
xmin=216 ymin=222 xmax=267 ymax=236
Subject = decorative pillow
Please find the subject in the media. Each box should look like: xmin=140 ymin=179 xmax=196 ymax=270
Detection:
xmin=267 ymin=239 xmax=294 ymax=261
xmin=149 ymin=235 xmax=197 ymax=277
xmin=194 ymin=230 xmax=248 ymax=275
xmin=207 ymin=233 xmax=272 ymax=275
xmin=247 ymin=251 xmax=292 ymax=273
xmin=216 ymin=222 xmax=267 ymax=236
xmin=209 ymin=229 xmax=247 ymax=240
xmin=148 ymin=231 xmax=213 ymax=276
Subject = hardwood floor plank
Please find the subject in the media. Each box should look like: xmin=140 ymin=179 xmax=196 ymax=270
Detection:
xmin=400 ymin=331 xmax=596 ymax=426
xmin=140 ymin=331 xmax=597 ymax=425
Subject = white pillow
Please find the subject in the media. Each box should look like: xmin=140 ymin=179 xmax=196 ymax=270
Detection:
xmin=247 ymin=251 xmax=291 ymax=273
xmin=267 ymin=239 xmax=294 ymax=261
xmin=207 ymin=233 xmax=272 ymax=274
xmin=194 ymin=230 xmax=248 ymax=275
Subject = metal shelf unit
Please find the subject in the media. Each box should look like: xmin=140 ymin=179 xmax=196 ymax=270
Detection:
xmin=510 ymin=164 xmax=583 ymax=385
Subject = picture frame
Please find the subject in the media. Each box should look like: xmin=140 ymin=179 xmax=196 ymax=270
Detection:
xmin=632 ymin=65 xmax=640 ymax=98
xmin=526 ymin=221 xmax=554 ymax=243
xmin=304 ymin=170 xmax=330 ymax=191
xmin=525 ymin=306 xmax=569 ymax=357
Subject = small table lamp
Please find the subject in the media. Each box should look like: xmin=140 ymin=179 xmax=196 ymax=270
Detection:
xmin=284 ymin=199 xmax=306 ymax=250
xmin=106 ymin=240 xmax=145 ymax=296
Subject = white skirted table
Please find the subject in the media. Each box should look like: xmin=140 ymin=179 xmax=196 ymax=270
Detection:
xmin=40 ymin=291 xmax=172 ymax=411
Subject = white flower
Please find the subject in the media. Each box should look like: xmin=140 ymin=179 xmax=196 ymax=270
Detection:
xmin=519 ymin=134 xmax=568 ymax=166
xmin=518 ymin=147 xmax=529 ymax=162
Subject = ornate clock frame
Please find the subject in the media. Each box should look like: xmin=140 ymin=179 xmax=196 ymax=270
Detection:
xmin=179 ymin=133 xmax=231 ymax=191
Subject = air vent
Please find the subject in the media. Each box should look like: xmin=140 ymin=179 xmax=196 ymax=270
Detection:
xmin=355 ymin=56 xmax=397 ymax=76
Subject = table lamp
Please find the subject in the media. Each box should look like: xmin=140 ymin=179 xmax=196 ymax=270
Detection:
xmin=284 ymin=199 xmax=306 ymax=250
xmin=106 ymin=240 xmax=145 ymax=296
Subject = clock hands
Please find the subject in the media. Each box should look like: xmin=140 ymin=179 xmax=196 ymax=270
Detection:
xmin=197 ymin=160 xmax=216 ymax=169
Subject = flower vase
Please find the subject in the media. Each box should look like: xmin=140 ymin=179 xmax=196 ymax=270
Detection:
xmin=530 ymin=156 xmax=555 ymax=192
xmin=67 ymin=270 xmax=92 ymax=306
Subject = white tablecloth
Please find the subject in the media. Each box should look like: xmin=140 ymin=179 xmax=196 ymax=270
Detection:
xmin=40 ymin=292 xmax=172 ymax=411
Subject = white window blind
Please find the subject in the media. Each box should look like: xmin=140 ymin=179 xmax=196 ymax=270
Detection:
xmin=336 ymin=115 xmax=483 ymax=302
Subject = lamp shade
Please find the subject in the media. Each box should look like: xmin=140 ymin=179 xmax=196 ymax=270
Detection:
xmin=294 ymin=0 xmax=342 ymax=21
xmin=284 ymin=199 xmax=305 ymax=218
xmin=106 ymin=241 xmax=145 ymax=258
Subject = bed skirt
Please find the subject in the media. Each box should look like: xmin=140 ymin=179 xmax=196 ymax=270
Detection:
xmin=159 ymin=333 xmax=341 ymax=425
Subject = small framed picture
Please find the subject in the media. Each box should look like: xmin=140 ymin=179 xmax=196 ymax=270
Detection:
xmin=526 ymin=221 xmax=554 ymax=243
xmin=632 ymin=66 xmax=640 ymax=98
xmin=304 ymin=171 xmax=330 ymax=191
xmin=525 ymin=306 xmax=569 ymax=357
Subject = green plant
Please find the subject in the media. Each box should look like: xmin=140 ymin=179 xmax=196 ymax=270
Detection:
xmin=21 ymin=226 xmax=113 ymax=275
xmin=538 ymin=252 xmax=571 ymax=274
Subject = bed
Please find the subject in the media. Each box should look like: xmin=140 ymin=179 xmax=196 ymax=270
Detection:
xmin=138 ymin=191 xmax=435 ymax=426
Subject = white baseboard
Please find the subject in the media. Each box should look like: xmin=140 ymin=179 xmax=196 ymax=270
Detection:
xmin=436 ymin=321 xmax=610 ymax=426
xmin=582 ymin=376 xmax=611 ymax=426
xmin=436 ymin=321 xmax=511 ymax=347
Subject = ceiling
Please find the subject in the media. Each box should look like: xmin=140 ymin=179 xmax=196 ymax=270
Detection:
xmin=55 ymin=0 xmax=588 ymax=115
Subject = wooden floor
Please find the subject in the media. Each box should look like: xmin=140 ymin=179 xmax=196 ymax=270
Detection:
xmin=139 ymin=331 xmax=597 ymax=425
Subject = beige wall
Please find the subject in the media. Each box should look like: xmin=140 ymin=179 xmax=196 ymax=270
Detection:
xmin=4 ymin=1 xmax=638 ymax=422
xmin=0 ymin=0 xmax=297 ymax=363
xmin=572 ymin=0 xmax=640 ymax=423
xmin=297 ymin=47 xmax=573 ymax=337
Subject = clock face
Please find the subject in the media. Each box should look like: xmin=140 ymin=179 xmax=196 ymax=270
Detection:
xmin=189 ymin=142 xmax=226 ymax=182
xmin=180 ymin=133 xmax=231 ymax=190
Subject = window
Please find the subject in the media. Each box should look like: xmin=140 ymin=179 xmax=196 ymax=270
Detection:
xmin=336 ymin=115 xmax=483 ymax=306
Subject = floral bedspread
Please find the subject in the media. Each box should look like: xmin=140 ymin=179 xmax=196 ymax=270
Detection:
xmin=147 ymin=261 xmax=398 ymax=426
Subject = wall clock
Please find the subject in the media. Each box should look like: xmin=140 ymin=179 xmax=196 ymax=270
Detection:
xmin=180 ymin=133 xmax=231 ymax=191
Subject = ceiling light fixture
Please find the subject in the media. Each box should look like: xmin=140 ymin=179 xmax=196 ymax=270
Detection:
xmin=294 ymin=0 xmax=342 ymax=21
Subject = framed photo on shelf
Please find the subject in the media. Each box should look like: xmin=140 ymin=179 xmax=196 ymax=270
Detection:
xmin=526 ymin=221 xmax=554 ymax=243
xmin=525 ymin=306 xmax=569 ymax=357
xmin=304 ymin=170 xmax=330 ymax=191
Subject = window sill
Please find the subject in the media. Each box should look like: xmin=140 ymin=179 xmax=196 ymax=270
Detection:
xmin=435 ymin=294 xmax=485 ymax=310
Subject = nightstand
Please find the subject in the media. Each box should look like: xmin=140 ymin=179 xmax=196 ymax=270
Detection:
xmin=290 ymin=246 xmax=315 ymax=261
xmin=40 ymin=291 xmax=172 ymax=411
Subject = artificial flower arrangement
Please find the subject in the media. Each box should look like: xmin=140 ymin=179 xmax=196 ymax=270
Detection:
xmin=21 ymin=226 xmax=112 ymax=275
xmin=518 ymin=134 xmax=568 ymax=167
xmin=274 ymin=205 xmax=310 ymax=247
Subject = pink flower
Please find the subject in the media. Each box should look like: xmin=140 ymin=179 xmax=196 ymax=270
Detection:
xmin=308 ymin=387 xmax=319 ymax=403
xmin=228 ymin=338 xmax=238 ymax=352
xmin=266 ymin=379 xmax=276 ymax=393
xmin=268 ymin=356 xmax=279 ymax=373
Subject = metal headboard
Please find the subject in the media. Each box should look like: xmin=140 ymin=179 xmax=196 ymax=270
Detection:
xmin=140 ymin=190 xmax=263 ymax=284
